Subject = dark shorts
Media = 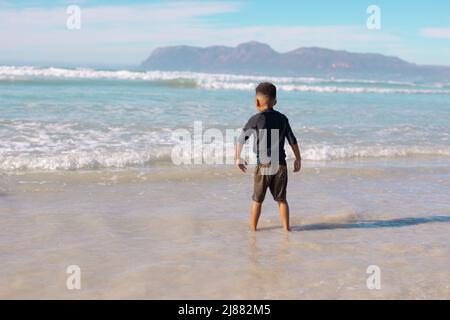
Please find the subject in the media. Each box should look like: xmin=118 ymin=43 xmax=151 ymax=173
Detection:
xmin=252 ymin=164 xmax=288 ymax=203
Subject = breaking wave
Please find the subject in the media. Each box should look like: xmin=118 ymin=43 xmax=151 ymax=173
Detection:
xmin=197 ymin=81 xmax=450 ymax=94
xmin=1 ymin=66 xmax=449 ymax=95
xmin=1 ymin=144 xmax=450 ymax=171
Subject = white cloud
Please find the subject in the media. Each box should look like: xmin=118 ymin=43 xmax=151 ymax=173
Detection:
xmin=0 ymin=2 xmax=240 ymax=63
xmin=421 ymin=26 xmax=450 ymax=39
xmin=0 ymin=2 xmax=403 ymax=65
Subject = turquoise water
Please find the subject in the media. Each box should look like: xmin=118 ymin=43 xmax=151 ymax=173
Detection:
xmin=0 ymin=66 xmax=450 ymax=170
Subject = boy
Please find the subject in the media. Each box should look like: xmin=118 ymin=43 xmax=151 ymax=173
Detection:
xmin=235 ymin=82 xmax=301 ymax=232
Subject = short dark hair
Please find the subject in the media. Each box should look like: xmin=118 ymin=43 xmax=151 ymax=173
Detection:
xmin=255 ymin=82 xmax=276 ymax=100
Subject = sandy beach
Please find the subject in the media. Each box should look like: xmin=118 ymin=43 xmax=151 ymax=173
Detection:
xmin=1 ymin=65 xmax=449 ymax=299
xmin=1 ymin=159 xmax=449 ymax=299
xmin=2 ymin=0 xmax=450 ymax=303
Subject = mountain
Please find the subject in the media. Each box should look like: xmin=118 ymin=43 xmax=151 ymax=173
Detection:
xmin=141 ymin=41 xmax=450 ymax=81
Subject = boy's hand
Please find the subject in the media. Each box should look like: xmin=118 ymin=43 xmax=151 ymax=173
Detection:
xmin=236 ymin=158 xmax=247 ymax=173
xmin=293 ymin=159 xmax=301 ymax=172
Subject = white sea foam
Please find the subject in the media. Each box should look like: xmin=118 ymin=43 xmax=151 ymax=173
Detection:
xmin=1 ymin=65 xmax=448 ymax=94
xmin=197 ymin=81 xmax=450 ymax=94
xmin=1 ymin=144 xmax=449 ymax=171
xmin=1 ymin=120 xmax=449 ymax=171
xmin=0 ymin=66 xmax=412 ymax=84
xmin=0 ymin=150 xmax=172 ymax=171
xmin=299 ymin=144 xmax=450 ymax=161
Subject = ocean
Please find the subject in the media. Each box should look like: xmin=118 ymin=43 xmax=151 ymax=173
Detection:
xmin=0 ymin=65 xmax=449 ymax=298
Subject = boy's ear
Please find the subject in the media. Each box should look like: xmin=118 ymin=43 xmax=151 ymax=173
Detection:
xmin=273 ymin=99 xmax=277 ymax=107
xmin=256 ymin=98 xmax=261 ymax=107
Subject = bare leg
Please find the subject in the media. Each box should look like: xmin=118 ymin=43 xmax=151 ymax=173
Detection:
xmin=278 ymin=201 xmax=290 ymax=231
xmin=250 ymin=201 xmax=262 ymax=231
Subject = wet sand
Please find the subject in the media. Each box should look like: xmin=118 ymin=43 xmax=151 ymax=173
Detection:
xmin=0 ymin=162 xmax=449 ymax=299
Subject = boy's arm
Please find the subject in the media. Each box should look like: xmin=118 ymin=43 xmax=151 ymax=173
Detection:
xmin=291 ymin=143 xmax=301 ymax=173
xmin=285 ymin=119 xmax=301 ymax=172
xmin=235 ymin=117 xmax=256 ymax=173
xmin=235 ymin=142 xmax=247 ymax=173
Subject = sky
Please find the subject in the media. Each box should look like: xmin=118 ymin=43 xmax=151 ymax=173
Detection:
xmin=0 ymin=0 xmax=449 ymax=67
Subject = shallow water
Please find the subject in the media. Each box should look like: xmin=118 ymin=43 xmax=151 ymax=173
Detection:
xmin=0 ymin=162 xmax=449 ymax=299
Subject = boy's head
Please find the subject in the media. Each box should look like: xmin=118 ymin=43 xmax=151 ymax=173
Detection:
xmin=255 ymin=82 xmax=277 ymax=111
